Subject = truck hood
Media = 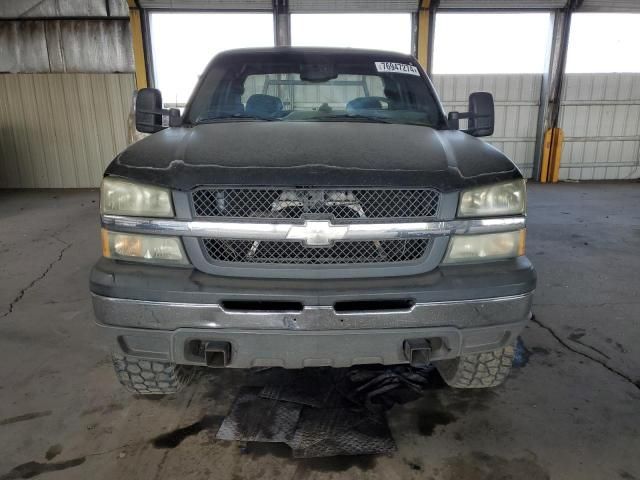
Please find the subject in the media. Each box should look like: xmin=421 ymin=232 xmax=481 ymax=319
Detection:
xmin=106 ymin=122 xmax=521 ymax=192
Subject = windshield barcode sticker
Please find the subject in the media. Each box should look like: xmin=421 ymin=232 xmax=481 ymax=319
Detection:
xmin=375 ymin=62 xmax=420 ymax=76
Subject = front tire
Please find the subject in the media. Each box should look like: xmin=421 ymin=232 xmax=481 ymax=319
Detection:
xmin=112 ymin=353 xmax=194 ymax=395
xmin=435 ymin=344 xmax=515 ymax=389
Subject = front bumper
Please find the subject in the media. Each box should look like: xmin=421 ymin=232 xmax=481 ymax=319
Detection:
xmin=97 ymin=317 xmax=528 ymax=369
xmin=91 ymin=257 xmax=535 ymax=368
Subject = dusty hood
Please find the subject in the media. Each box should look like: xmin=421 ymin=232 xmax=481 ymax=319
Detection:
xmin=105 ymin=122 xmax=521 ymax=192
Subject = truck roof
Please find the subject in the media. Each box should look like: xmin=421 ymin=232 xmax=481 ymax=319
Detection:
xmin=212 ymin=46 xmax=417 ymax=63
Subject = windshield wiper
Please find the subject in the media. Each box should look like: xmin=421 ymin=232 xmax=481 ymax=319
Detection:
xmin=196 ymin=113 xmax=281 ymax=124
xmin=307 ymin=114 xmax=443 ymax=129
xmin=306 ymin=114 xmax=393 ymax=124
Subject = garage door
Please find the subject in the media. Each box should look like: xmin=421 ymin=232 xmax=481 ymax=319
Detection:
xmin=557 ymin=12 xmax=640 ymax=180
xmin=558 ymin=74 xmax=640 ymax=180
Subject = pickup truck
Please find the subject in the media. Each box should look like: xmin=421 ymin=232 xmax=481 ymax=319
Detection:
xmin=91 ymin=47 xmax=536 ymax=395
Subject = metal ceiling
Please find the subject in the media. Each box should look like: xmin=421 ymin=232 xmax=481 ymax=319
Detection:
xmin=2 ymin=0 xmax=638 ymax=17
xmin=437 ymin=0 xmax=568 ymax=9
xmin=136 ymin=0 xmax=273 ymax=9
xmin=578 ymin=0 xmax=640 ymax=12
xmin=136 ymin=0 xmax=422 ymax=11
xmin=113 ymin=0 xmax=640 ymax=12
xmin=425 ymin=0 xmax=640 ymax=11
xmin=288 ymin=0 xmax=420 ymax=12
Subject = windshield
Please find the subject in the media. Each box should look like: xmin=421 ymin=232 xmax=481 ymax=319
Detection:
xmin=185 ymin=55 xmax=446 ymax=128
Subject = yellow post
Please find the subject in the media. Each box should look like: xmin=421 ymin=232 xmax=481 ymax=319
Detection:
xmin=129 ymin=2 xmax=148 ymax=90
xmin=540 ymin=128 xmax=564 ymax=183
xmin=549 ymin=128 xmax=564 ymax=183
xmin=417 ymin=0 xmax=431 ymax=70
xmin=540 ymin=128 xmax=553 ymax=183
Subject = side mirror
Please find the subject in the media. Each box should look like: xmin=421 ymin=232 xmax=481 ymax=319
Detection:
xmin=467 ymin=92 xmax=494 ymax=137
xmin=135 ymin=88 xmax=163 ymax=133
xmin=135 ymin=88 xmax=182 ymax=133
xmin=447 ymin=91 xmax=495 ymax=137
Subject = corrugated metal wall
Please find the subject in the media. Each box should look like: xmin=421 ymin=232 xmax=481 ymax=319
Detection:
xmin=432 ymin=74 xmax=542 ymax=178
xmin=0 ymin=0 xmax=135 ymax=188
xmin=0 ymin=73 xmax=135 ymax=188
xmin=558 ymin=74 xmax=640 ymax=180
xmin=0 ymin=0 xmax=128 ymax=17
xmin=0 ymin=20 xmax=134 ymax=73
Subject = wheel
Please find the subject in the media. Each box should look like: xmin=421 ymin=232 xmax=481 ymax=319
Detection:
xmin=111 ymin=353 xmax=194 ymax=395
xmin=435 ymin=344 xmax=515 ymax=389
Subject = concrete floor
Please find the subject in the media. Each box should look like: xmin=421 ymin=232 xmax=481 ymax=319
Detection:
xmin=0 ymin=183 xmax=639 ymax=480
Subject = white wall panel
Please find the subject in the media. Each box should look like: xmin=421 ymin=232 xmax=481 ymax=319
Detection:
xmin=558 ymin=73 xmax=640 ymax=180
xmin=0 ymin=73 xmax=135 ymax=188
xmin=432 ymin=74 xmax=542 ymax=178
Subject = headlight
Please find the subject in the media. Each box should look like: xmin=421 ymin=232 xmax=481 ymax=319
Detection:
xmin=443 ymin=230 xmax=525 ymax=264
xmin=101 ymin=229 xmax=188 ymax=265
xmin=458 ymin=179 xmax=526 ymax=217
xmin=100 ymin=177 xmax=174 ymax=217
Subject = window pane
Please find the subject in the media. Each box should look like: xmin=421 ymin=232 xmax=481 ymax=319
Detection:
xmin=433 ymin=13 xmax=550 ymax=74
xmin=150 ymin=13 xmax=274 ymax=106
xmin=566 ymin=13 xmax=640 ymax=73
xmin=291 ymin=14 xmax=412 ymax=54
xmin=240 ymin=74 xmax=386 ymax=111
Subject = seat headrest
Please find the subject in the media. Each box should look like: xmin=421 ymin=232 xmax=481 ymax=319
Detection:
xmin=346 ymin=97 xmax=383 ymax=112
xmin=245 ymin=94 xmax=283 ymax=116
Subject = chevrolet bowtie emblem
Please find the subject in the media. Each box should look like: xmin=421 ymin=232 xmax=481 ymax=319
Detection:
xmin=286 ymin=220 xmax=349 ymax=246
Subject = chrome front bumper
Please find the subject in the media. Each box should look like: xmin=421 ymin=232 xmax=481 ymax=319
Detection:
xmin=92 ymin=292 xmax=532 ymax=331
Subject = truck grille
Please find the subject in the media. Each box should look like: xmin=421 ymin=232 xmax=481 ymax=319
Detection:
xmin=202 ymin=239 xmax=430 ymax=265
xmin=192 ymin=187 xmax=440 ymax=220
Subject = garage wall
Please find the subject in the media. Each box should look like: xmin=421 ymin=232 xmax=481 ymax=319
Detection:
xmin=558 ymin=73 xmax=640 ymax=180
xmin=0 ymin=73 xmax=135 ymax=188
xmin=432 ymin=74 xmax=542 ymax=178
xmin=0 ymin=20 xmax=133 ymax=73
xmin=0 ymin=0 xmax=135 ymax=189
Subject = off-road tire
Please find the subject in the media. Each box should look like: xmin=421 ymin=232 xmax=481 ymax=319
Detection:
xmin=112 ymin=353 xmax=194 ymax=395
xmin=435 ymin=344 xmax=515 ymax=389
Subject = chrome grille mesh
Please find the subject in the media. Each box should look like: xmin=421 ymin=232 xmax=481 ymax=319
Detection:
xmin=202 ymin=239 xmax=430 ymax=265
xmin=192 ymin=188 xmax=439 ymax=220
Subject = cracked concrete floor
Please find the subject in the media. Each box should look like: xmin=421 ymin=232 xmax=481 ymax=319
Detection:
xmin=0 ymin=183 xmax=639 ymax=480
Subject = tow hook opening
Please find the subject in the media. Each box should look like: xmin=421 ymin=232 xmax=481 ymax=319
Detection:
xmin=204 ymin=341 xmax=231 ymax=367
xmin=403 ymin=338 xmax=433 ymax=366
xmin=185 ymin=340 xmax=232 ymax=367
